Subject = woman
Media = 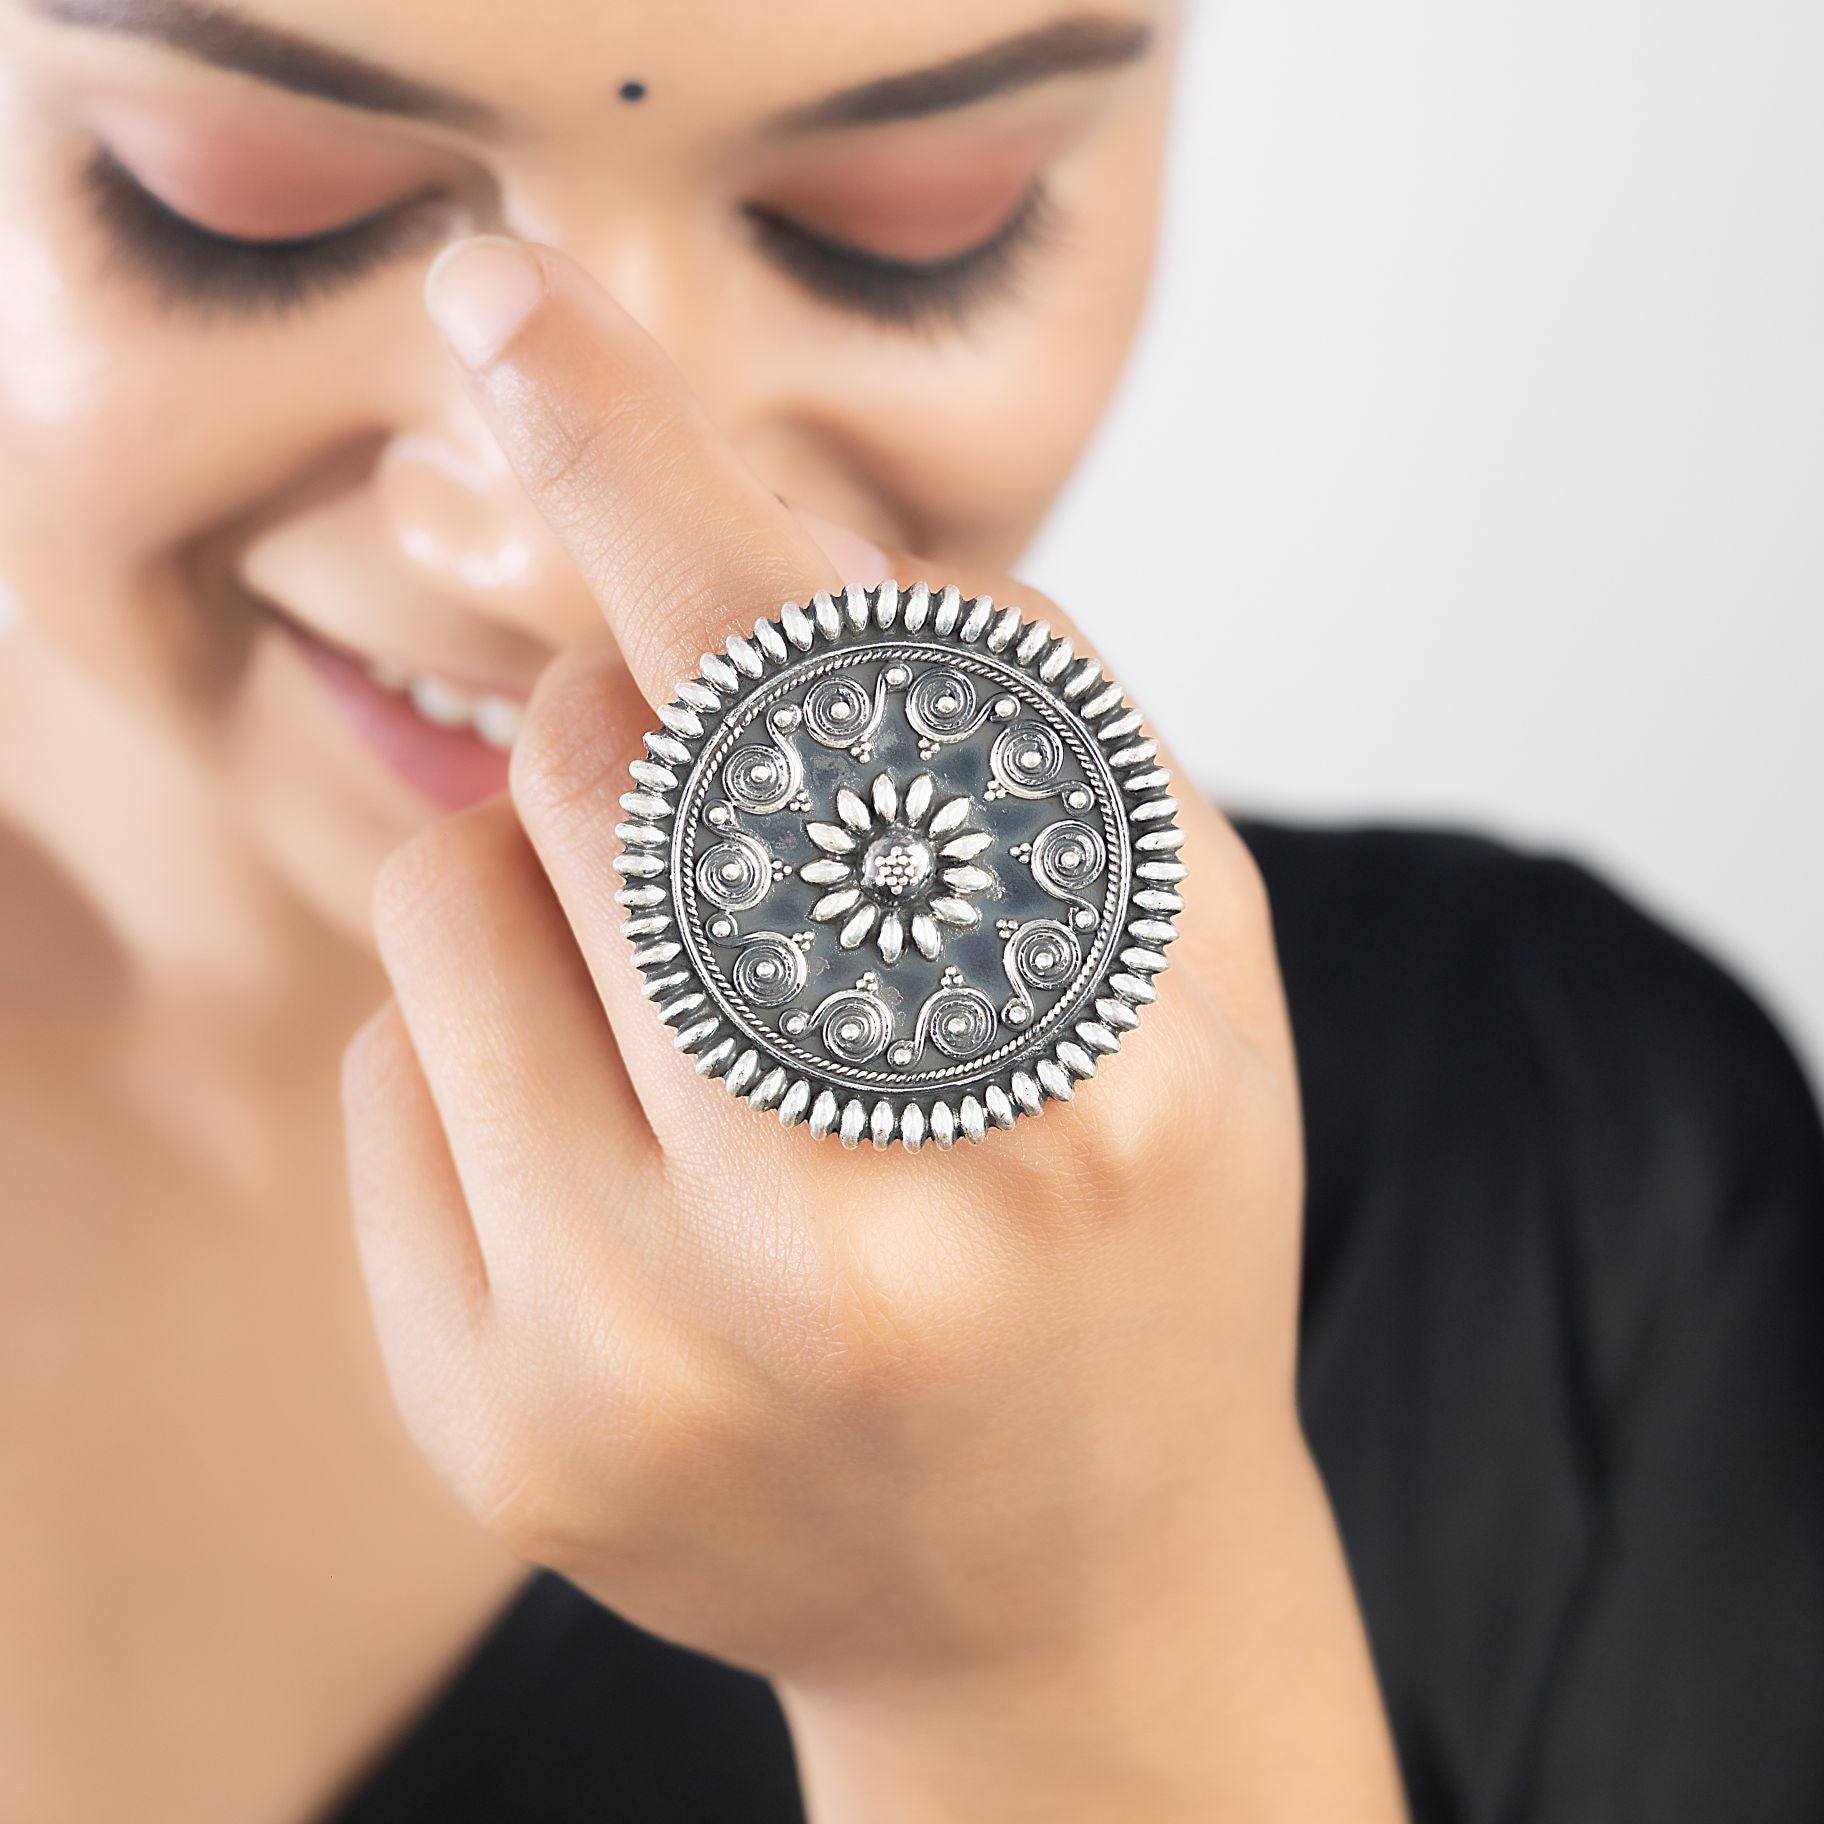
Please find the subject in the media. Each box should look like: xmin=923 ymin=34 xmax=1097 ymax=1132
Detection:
xmin=2 ymin=0 xmax=1819 ymax=1818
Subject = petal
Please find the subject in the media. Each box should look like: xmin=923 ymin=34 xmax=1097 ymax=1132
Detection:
xmin=943 ymin=866 xmax=995 ymax=894
xmin=931 ymin=897 xmax=980 ymax=928
xmin=800 ymin=858 xmax=854 ymax=885
xmin=912 ymin=914 xmax=943 ymax=959
xmin=807 ymin=823 xmax=855 ymax=855
xmin=812 ymin=888 xmax=862 ymax=921
xmin=939 ymin=830 xmax=993 ymax=861
xmin=835 ymin=787 xmax=873 ymax=833
xmin=927 ymin=796 xmax=971 ymax=839
xmin=904 ymin=772 xmax=936 ymax=825
xmin=877 ymin=914 xmax=904 ymax=964
xmin=870 ymin=773 xmax=898 ymax=822
xmin=838 ymin=904 xmax=879 ymax=949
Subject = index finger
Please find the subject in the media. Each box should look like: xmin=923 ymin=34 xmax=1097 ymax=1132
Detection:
xmin=423 ymin=232 xmax=843 ymax=711
xmin=423 ymin=235 xmax=1291 ymax=1100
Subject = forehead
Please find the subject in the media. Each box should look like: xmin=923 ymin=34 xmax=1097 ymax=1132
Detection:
xmin=221 ymin=0 xmax=1159 ymax=141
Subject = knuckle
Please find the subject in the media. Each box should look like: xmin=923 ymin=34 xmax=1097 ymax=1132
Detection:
xmin=371 ymin=804 xmax=514 ymax=948
xmin=509 ymin=666 xmax=628 ymax=826
xmin=517 ymin=391 xmax=646 ymax=521
xmin=1012 ymin=1102 xmax=1169 ymax=1228
xmin=1198 ymin=813 xmax=1274 ymax=942
xmin=1223 ymin=828 xmax=1275 ymax=937
xmin=1075 ymin=1100 xmax=1173 ymax=1204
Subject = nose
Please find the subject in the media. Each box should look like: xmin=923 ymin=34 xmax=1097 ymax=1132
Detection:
xmin=374 ymin=390 xmax=606 ymax=649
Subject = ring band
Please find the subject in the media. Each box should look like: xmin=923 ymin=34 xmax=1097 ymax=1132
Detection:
xmin=614 ymin=583 xmax=1184 ymax=1149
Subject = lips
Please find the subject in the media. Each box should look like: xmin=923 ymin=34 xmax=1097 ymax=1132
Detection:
xmin=269 ymin=605 xmax=528 ymax=813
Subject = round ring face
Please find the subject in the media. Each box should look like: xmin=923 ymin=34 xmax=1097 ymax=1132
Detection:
xmin=614 ymin=584 xmax=1185 ymax=1150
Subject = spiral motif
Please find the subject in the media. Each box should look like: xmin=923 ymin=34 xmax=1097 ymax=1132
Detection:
xmin=722 ymin=731 xmax=801 ymax=815
xmin=914 ymin=985 xmax=997 ymax=1061
xmin=730 ymin=933 xmax=806 ymax=1008
xmin=990 ymin=721 xmax=1068 ymax=797
xmin=811 ymin=989 xmax=893 ymax=1064
xmin=1008 ymin=919 xmax=1081 ymax=989
xmin=1031 ymin=820 xmax=1106 ymax=893
xmin=802 ymin=675 xmax=878 ymax=748
xmin=1001 ymin=917 xmax=1082 ymax=1026
xmin=695 ymin=834 xmax=773 ymax=911
xmin=905 ymin=667 xmax=989 ymax=745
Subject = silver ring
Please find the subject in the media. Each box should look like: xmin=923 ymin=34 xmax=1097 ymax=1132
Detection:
xmin=613 ymin=583 xmax=1184 ymax=1149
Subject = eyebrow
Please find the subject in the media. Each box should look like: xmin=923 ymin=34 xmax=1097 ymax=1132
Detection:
xmin=26 ymin=0 xmax=502 ymax=133
xmin=771 ymin=16 xmax=1155 ymax=132
xmin=25 ymin=0 xmax=1152 ymax=139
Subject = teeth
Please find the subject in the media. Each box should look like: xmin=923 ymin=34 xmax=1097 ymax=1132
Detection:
xmin=408 ymin=675 xmax=474 ymax=728
xmin=472 ymin=694 xmax=525 ymax=750
xmin=361 ymin=653 xmax=525 ymax=747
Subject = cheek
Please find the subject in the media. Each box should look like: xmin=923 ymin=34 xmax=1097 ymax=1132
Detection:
xmin=0 ymin=176 xmax=189 ymax=699
xmin=0 ymin=119 xmax=361 ymax=693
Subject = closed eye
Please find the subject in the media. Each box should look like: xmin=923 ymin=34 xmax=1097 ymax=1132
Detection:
xmin=80 ymin=143 xmax=449 ymax=318
xmin=741 ymin=182 xmax=1058 ymax=332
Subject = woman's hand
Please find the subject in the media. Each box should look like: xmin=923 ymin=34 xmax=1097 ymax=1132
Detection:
xmin=343 ymin=235 xmax=1406 ymax=1822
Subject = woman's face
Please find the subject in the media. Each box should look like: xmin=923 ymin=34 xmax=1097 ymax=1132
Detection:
xmin=0 ymin=0 xmax=1175 ymax=939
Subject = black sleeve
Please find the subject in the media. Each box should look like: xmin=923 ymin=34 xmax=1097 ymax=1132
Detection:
xmin=326 ymin=1574 xmax=803 ymax=1823
xmin=1492 ymin=853 xmax=1824 ymax=1822
xmin=1241 ymin=819 xmax=1824 ymax=1824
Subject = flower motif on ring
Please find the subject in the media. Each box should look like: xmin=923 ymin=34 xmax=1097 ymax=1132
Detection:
xmin=799 ymin=770 xmax=995 ymax=964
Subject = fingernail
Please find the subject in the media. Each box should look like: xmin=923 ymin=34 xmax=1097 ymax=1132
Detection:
xmin=424 ymin=235 xmax=547 ymax=370
xmin=791 ymin=505 xmax=892 ymax=588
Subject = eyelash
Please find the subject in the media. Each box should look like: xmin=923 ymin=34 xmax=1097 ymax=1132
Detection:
xmin=79 ymin=142 xmax=1056 ymax=333
xmin=742 ymin=182 xmax=1057 ymax=332
xmin=80 ymin=144 xmax=446 ymax=320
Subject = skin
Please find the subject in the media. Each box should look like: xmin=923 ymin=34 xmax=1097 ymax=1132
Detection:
xmin=0 ymin=0 xmax=1407 ymax=1818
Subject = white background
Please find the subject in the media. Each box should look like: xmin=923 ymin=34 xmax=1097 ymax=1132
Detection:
xmin=1027 ymin=0 xmax=1824 ymax=1080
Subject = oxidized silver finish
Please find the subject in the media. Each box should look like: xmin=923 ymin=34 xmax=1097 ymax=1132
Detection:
xmin=614 ymin=583 xmax=1185 ymax=1150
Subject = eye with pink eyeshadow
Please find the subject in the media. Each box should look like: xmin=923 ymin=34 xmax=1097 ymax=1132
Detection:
xmin=80 ymin=140 xmax=454 ymax=317
xmin=741 ymin=180 xmax=1058 ymax=332
xmin=738 ymin=126 xmax=1074 ymax=329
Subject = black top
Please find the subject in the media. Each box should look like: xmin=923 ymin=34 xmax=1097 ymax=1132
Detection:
xmin=326 ymin=817 xmax=1824 ymax=1824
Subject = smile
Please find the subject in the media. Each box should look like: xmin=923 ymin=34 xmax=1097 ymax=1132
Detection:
xmin=359 ymin=656 xmax=526 ymax=751
xmin=261 ymin=596 xmax=535 ymax=812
